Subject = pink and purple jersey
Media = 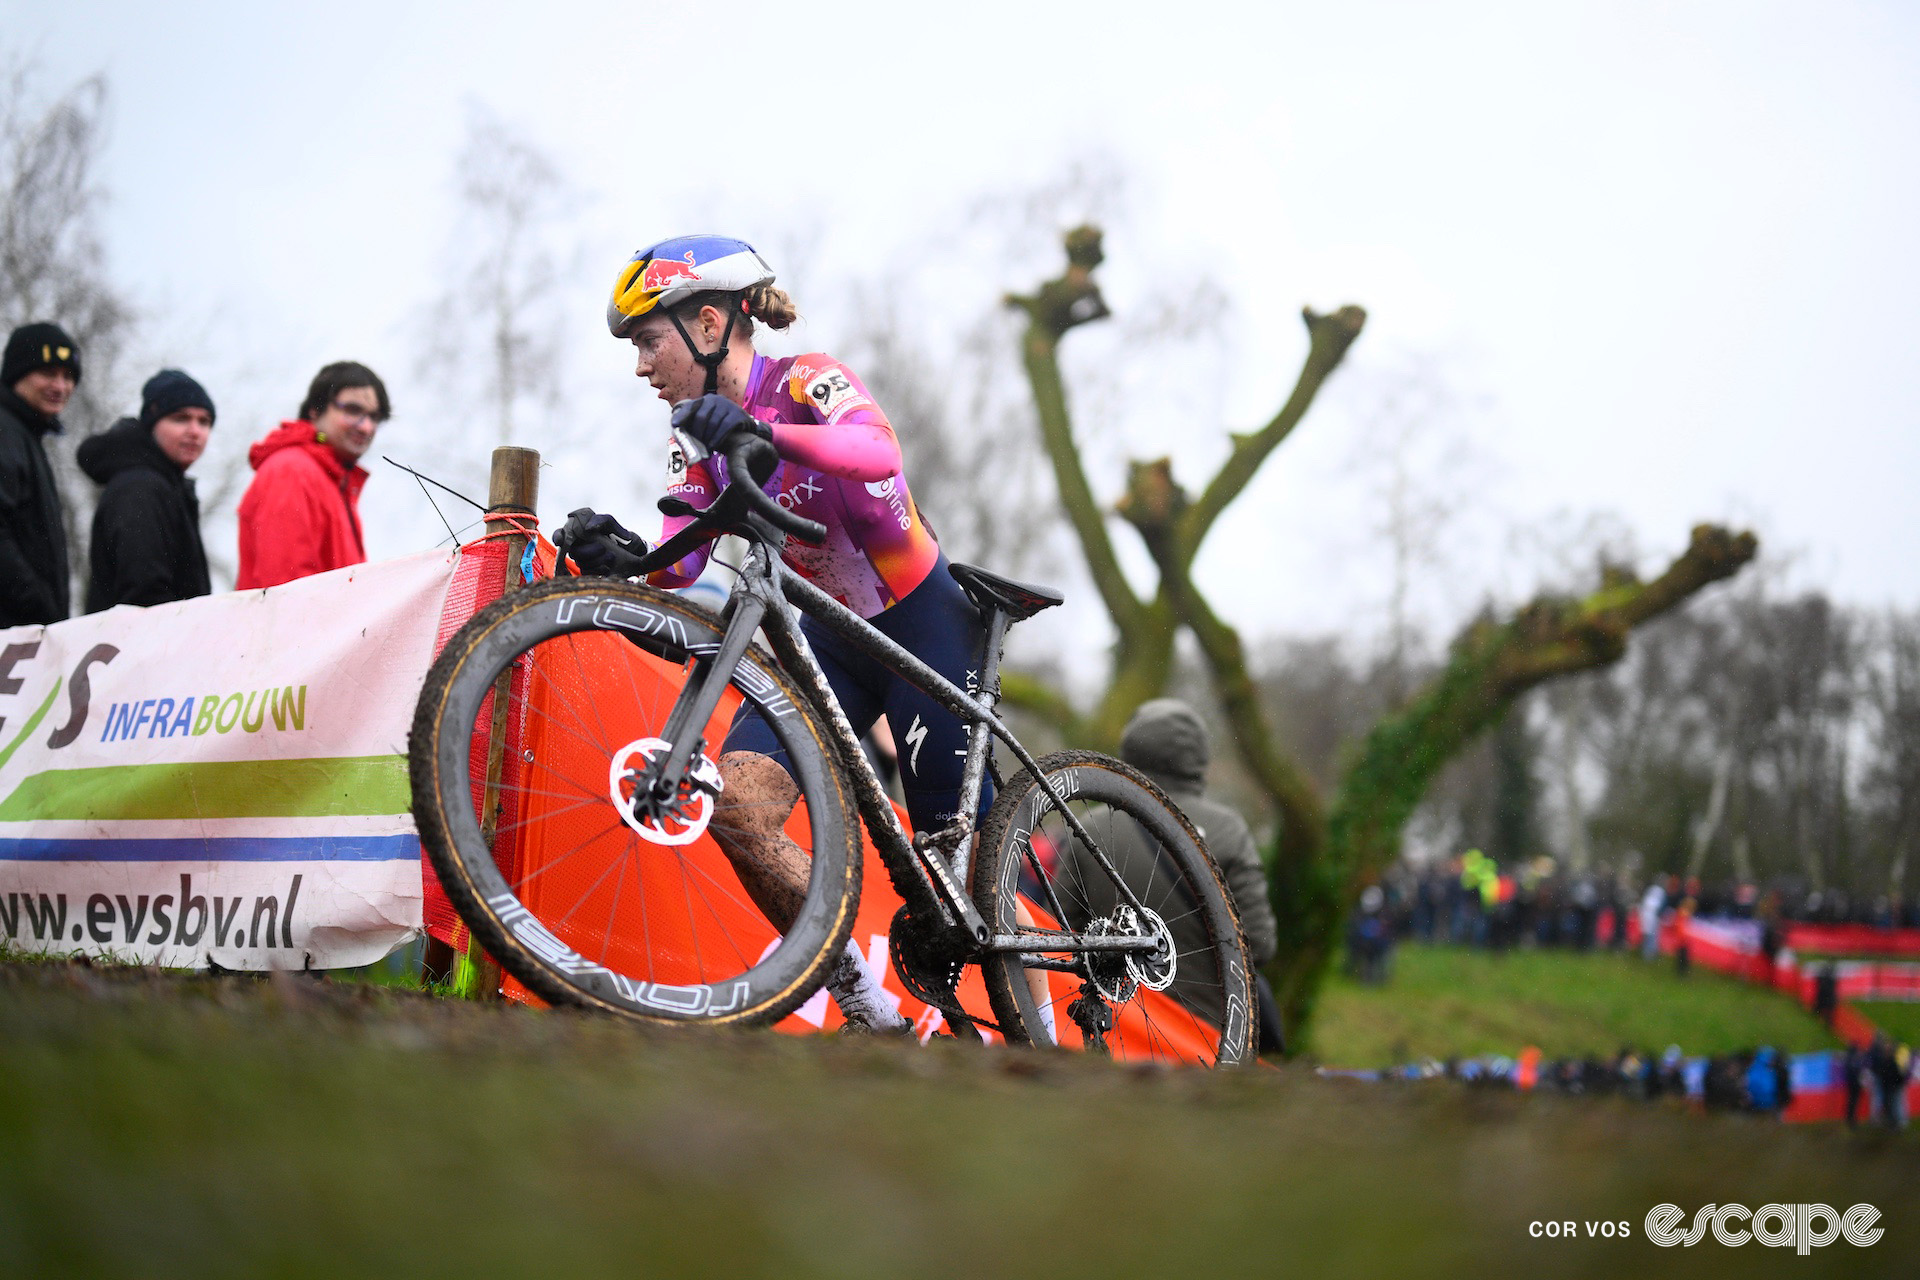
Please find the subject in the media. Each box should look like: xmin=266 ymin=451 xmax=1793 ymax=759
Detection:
xmin=649 ymin=352 xmax=940 ymax=617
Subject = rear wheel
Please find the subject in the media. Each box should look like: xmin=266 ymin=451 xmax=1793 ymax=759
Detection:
xmin=971 ymin=751 xmax=1256 ymax=1066
xmin=409 ymin=577 xmax=860 ymax=1027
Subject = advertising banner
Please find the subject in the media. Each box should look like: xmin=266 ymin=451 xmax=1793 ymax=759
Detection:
xmin=0 ymin=551 xmax=455 ymax=969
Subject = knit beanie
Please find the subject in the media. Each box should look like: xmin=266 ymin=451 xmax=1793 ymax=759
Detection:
xmin=3 ymin=322 xmax=82 ymax=388
xmin=138 ymin=369 xmax=216 ymax=430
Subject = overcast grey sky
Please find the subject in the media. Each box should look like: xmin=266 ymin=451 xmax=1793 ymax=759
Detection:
xmin=12 ymin=0 xmax=1919 ymax=647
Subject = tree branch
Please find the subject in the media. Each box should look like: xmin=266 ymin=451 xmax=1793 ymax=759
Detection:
xmin=1120 ymin=457 xmax=1327 ymax=858
xmin=1005 ymin=226 xmax=1147 ymax=646
xmin=1269 ymin=524 xmax=1760 ymax=1036
xmin=1174 ymin=305 xmax=1366 ymax=568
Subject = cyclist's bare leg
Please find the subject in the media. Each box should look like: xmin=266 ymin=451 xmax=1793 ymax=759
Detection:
xmin=712 ymin=751 xmax=809 ymax=930
xmin=713 ymin=750 xmax=906 ymax=1031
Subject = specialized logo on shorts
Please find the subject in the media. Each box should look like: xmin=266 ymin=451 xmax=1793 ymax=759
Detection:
xmin=903 ymin=714 xmax=928 ymax=775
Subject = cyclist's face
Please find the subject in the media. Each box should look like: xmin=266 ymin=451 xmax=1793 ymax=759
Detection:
xmin=630 ymin=306 xmax=723 ymax=405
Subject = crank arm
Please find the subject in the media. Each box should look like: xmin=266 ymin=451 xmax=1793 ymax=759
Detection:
xmin=915 ymin=843 xmax=991 ymax=946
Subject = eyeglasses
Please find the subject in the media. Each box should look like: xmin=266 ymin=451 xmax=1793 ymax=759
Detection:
xmin=330 ymin=399 xmax=383 ymax=424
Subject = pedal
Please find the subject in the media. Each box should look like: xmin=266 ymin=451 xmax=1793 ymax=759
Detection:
xmin=911 ymin=819 xmax=972 ymax=854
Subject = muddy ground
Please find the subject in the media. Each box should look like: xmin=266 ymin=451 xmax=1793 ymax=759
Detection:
xmin=0 ymin=959 xmax=1914 ymax=1278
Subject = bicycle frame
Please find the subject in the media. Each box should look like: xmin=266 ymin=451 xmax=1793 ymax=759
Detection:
xmin=617 ymin=446 xmax=1162 ymax=974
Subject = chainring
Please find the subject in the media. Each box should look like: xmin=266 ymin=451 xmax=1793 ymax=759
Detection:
xmin=888 ymin=905 xmax=967 ymax=1009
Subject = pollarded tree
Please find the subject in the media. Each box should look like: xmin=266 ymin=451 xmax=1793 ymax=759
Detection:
xmin=1000 ymin=226 xmax=1757 ymax=1039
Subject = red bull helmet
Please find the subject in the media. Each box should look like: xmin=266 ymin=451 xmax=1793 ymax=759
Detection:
xmin=607 ymin=234 xmax=774 ymax=340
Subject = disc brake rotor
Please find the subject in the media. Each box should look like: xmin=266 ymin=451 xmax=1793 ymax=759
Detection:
xmin=609 ymin=737 xmax=722 ymax=846
xmin=1125 ymin=906 xmax=1177 ymax=991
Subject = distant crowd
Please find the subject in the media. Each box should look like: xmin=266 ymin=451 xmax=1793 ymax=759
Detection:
xmin=1353 ymin=1035 xmax=1913 ymax=1129
xmin=1337 ymin=850 xmax=1920 ymax=1128
xmin=1347 ymin=852 xmax=1920 ymax=974
xmin=0 ymin=319 xmax=393 ymax=627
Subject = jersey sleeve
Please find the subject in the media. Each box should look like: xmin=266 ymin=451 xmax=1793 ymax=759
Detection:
xmin=647 ymin=442 xmax=717 ymax=588
xmin=767 ymin=354 xmax=901 ymax=483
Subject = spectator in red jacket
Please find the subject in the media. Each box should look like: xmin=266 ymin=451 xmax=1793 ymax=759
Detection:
xmin=236 ymin=361 xmax=390 ymax=589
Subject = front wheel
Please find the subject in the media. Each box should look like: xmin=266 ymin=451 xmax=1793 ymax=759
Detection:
xmin=971 ymin=751 xmax=1256 ymax=1066
xmin=409 ymin=576 xmax=861 ymax=1027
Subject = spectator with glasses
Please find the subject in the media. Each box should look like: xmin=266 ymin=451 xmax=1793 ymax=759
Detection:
xmin=236 ymin=361 xmax=390 ymax=589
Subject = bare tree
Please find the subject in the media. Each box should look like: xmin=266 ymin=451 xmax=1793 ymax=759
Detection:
xmin=417 ymin=104 xmax=573 ymax=454
xmin=1337 ymin=355 xmax=1489 ymax=699
xmin=0 ymin=60 xmax=134 ymax=607
xmin=1865 ymin=611 xmax=1920 ymax=902
xmin=1000 ymin=227 xmax=1757 ymax=1036
xmin=841 ymin=290 xmax=1062 ymax=578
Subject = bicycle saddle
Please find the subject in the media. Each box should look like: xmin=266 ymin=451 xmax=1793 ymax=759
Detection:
xmin=948 ymin=562 xmax=1064 ymax=622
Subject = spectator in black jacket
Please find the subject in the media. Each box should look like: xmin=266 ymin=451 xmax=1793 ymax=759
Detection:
xmin=78 ymin=370 xmax=214 ymax=611
xmin=0 ymin=322 xmax=81 ymax=627
xmin=1114 ymin=698 xmax=1287 ymax=1053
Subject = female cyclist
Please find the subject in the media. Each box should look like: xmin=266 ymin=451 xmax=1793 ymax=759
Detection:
xmin=563 ymin=234 xmax=990 ymax=1032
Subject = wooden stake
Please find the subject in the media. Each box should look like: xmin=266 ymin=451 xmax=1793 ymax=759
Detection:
xmin=457 ymin=446 xmax=541 ymax=1002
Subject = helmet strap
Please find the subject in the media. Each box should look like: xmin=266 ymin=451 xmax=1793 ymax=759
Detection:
xmin=667 ymin=302 xmax=741 ymax=397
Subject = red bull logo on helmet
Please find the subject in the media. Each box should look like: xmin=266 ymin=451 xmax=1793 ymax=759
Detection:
xmin=641 ymin=254 xmax=702 ymax=293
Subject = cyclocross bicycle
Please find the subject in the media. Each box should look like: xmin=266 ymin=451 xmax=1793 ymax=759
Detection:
xmin=408 ymin=431 xmax=1255 ymax=1066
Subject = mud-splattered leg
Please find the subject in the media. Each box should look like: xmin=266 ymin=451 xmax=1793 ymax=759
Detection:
xmin=712 ymin=751 xmax=905 ymax=1031
xmin=711 ymin=751 xmax=808 ymax=931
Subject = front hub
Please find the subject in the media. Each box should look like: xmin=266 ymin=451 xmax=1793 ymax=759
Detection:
xmin=609 ymin=737 xmax=723 ymax=845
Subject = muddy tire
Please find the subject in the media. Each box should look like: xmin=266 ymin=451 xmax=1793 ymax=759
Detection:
xmin=971 ymin=751 xmax=1256 ymax=1066
xmin=409 ymin=576 xmax=859 ymax=1027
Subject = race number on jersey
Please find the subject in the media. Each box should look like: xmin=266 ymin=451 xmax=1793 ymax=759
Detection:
xmin=803 ymin=366 xmax=866 ymax=419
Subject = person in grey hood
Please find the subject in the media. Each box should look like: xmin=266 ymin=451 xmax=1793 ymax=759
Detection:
xmin=78 ymin=369 xmax=213 ymax=611
xmin=1117 ymin=697 xmax=1286 ymax=1053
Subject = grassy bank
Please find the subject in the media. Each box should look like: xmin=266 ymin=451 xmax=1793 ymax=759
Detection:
xmin=1311 ymin=944 xmax=1844 ymax=1066
xmin=0 ymin=960 xmax=1914 ymax=1278
xmin=1857 ymin=1002 xmax=1920 ymax=1046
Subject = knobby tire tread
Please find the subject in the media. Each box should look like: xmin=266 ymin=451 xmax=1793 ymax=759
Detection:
xmin=971 ymin=750 xmax=1257 ymax=1066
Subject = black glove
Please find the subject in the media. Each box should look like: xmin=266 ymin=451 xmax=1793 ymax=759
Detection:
xmin=555 ymin=508 xmax=649 ymax=578
xmin=670 ymin=394 xmax=773 ymax=452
